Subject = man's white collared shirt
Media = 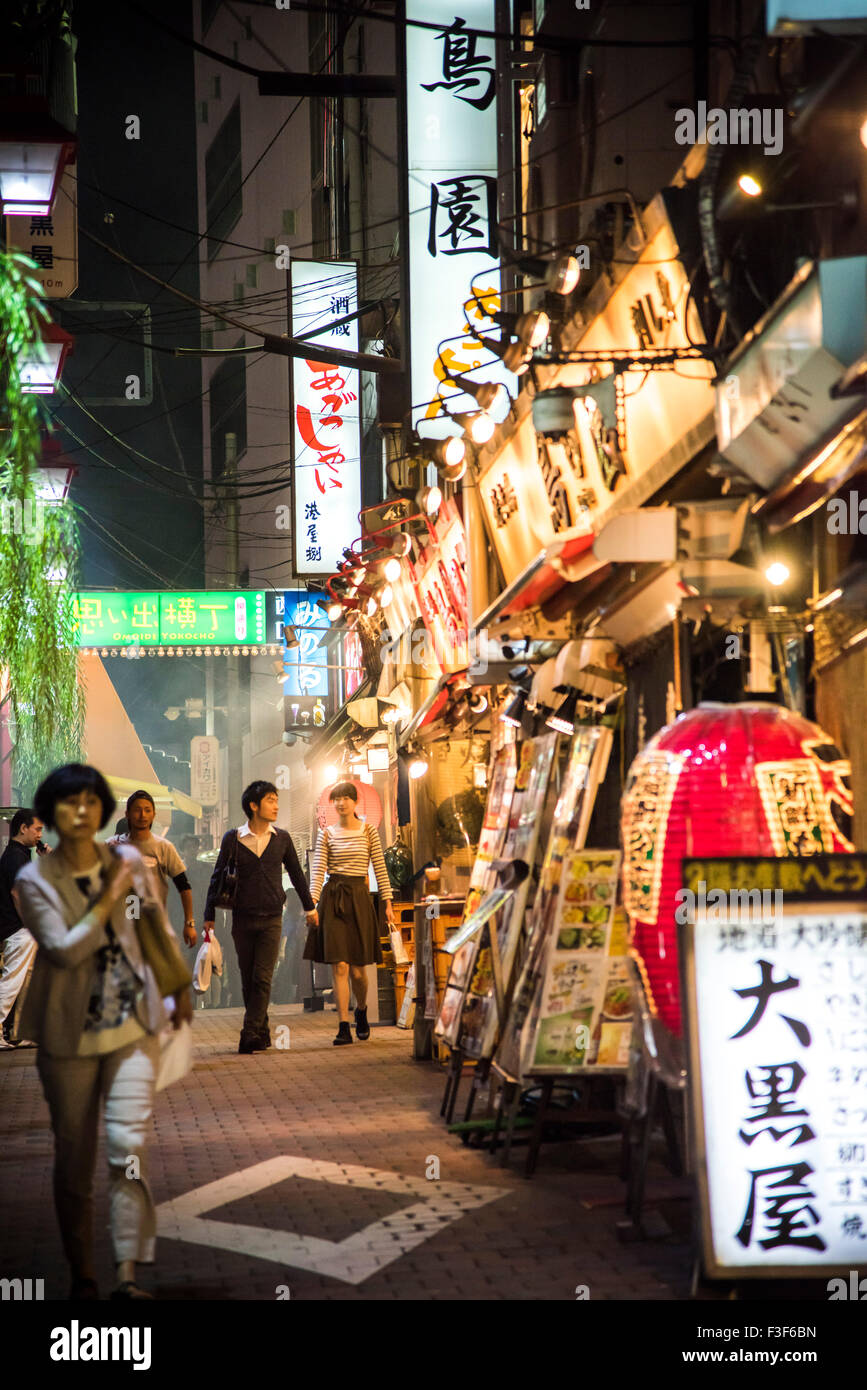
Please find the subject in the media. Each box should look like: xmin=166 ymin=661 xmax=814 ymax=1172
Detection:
xmin=237 ymin=822 xmax=277 ymax=859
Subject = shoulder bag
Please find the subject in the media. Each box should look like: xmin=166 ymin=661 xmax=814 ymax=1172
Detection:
xmin=136 ymin=902 xmax=193 ymax=996
xmin=212 ymin=829 xmax=239 ymax=910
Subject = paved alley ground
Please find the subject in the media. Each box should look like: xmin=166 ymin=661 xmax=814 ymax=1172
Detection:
xmin=0 ymin=1008 xmax=692 ymax=1301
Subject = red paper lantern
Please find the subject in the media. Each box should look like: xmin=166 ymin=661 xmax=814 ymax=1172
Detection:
xmin=316 ymin=780 xmax=383 ymax=830
xmin=621 ymin=703 xmax=854 ymax=1036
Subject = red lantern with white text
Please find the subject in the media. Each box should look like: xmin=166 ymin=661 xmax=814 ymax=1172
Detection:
xmin=620 ymin=703 xmax=854 ymax=1036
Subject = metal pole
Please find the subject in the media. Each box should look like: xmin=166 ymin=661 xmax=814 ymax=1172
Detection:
xmin=224 ymin=432 xmax=242 ymax=822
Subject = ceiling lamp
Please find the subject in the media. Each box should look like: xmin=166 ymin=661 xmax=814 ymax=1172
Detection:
xmin=546 ymin=688 xmax=580 ymax=735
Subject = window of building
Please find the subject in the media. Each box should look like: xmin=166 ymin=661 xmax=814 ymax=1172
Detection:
xmin=209 ymin=342 xmax=247 ymax=474
xmin=205 ymin=98 xmax=242 ymax=261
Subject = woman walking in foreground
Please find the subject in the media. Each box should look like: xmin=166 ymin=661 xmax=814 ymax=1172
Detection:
xmin=305 ymin=782 xmax=394 ymax=1045
xmin=15 ymin=764 xmax=192 ymax=1301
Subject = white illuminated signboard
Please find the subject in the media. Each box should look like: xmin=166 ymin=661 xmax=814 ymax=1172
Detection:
xmin=405 ymin=1 xmax=509 ymax=436
xmin=290 ymin=260 xmax=362 ymax=577
xmin=683 ymin=854 xmax=867 ymax=1279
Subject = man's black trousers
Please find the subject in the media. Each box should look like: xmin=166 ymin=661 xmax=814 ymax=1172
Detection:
xmin=231 ymin=913 xmax=283 ymax=1041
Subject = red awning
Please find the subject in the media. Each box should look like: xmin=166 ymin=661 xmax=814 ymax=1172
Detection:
xmin=471 ymin=529 xmax=599 ymax=631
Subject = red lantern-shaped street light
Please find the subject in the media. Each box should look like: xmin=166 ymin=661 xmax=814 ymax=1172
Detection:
xmin=621 ymin=703 xmax=854 ymax=1036
xmin=36 ymin=436 xmax=77 ymax=501
xmin=21 ymin=319 xmax=74 ymax=394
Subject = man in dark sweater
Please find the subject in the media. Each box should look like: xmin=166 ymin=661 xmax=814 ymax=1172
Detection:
xmin=204 ymin=780 xmax=314 ymax=1054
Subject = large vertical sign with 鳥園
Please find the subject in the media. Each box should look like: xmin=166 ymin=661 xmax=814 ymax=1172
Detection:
xmin=681 ymin=853 xmax=867 ymax=1280
xmin=405 ymin=2 xmax=509 ymax=435
xmin=290 ymin=261 xmax=362 ymax=577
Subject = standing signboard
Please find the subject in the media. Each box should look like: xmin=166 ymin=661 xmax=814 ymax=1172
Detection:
xmin=460 ymin=733 xmax=558 ymax=1060
xmin=435 ymin=742 xmax=518 ymax=1046
xmin=494 ymin=724 xmax=613 ymax=1083
xmin=290 ymin=260 xmax=362 ymax=578
xmin=681 ymin=852 xmax=867 ymax=1279
xmin=405 ymin=1 xmax=510 ymax=435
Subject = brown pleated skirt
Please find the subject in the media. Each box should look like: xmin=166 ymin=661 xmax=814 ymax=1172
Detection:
xmin=303 ymin=873 xmax=383 ymax=966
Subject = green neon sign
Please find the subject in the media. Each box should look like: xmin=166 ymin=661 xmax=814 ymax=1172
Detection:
xmin=73 ymin=591 xmax=267 ymax=647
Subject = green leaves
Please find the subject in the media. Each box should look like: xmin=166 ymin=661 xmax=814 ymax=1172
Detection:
xmin=0 ymin=247 xmax=83 ymax=800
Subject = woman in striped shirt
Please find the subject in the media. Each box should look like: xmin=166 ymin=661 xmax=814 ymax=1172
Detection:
xmin=304 ymin=782 xmax=394 ymax=1045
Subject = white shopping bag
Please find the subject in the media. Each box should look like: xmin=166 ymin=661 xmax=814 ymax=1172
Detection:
xmin=193 ymin=928 xmax=223 ymax=993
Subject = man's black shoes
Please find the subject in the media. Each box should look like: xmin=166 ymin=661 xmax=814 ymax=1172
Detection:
xmin=238 ymin=1031 xmax=271 ymax=1055
xmin=354 ymin=1007 xmax=370 ymax=1041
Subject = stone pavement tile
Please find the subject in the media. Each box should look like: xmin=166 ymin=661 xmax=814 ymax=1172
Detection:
xmin=0 ymin=1009 xmax=692 ymax=1300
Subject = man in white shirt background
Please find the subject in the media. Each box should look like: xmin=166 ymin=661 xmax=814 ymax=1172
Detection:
xmin=108 ymin=791 xmax=197 ymax=949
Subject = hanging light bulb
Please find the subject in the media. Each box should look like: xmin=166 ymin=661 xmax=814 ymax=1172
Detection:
xmin=447 ymin=374 xmax=509 ymax=414
xmin=492 ymin=308 xmax=551 ymax=347
xmin=478 ymin=336 xmax=532 ymax=375
xmin=440 ymin=458 xmax=467 ymax=483
xmin=379 ymin=582 xmax=393 ymax=608
xmin=366 ymin=594 xmax=378 ymax=617
xmin=468 ymin=691 xmax=488 ymax=714
xmin=383 ymin=555 xmax=402 ymax=583
xmin=546 ymin=689 xmax=579 ymax=735
xmin=391 ymin=532 xmax=412 ymax=558
xmin=327 ymin=601 xmax=343 ymax=621
xmin=408 ymin=751 xmax=429 ymax=779
xmin=416 ymin=485 xmax=442 ymax=517
xmin=452 ymin=410 xmax=495 ymax=445
xmin=500 ymin=687 xmax=528 ymax=728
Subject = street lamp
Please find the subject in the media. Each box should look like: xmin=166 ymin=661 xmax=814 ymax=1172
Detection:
xmin=20 ymin=320 xmax=74 ymax=394
xmin=0 ymin=132 xmax=76 ymax=217
xmin=35 ymin=437 xmax=77 ymax=501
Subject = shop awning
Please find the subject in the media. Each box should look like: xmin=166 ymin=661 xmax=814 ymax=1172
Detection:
xmin=471 ymin=529 xmax=599 ymax=633
xmin=105 ymin=776 xmax=203 ymax=822
xmin=752 ymin=405 xmax=867 ymax=533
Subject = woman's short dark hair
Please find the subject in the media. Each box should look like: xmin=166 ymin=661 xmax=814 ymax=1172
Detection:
xmin=33 ymin=764 xmax=116 ymax=831
xmin=329 ymin=781 xmax=358 ymax=802
xmin=242 ymin=780 xmax=278 ymax=818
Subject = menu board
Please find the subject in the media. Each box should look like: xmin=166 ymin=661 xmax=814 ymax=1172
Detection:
xmin=523 ymin=851 xmax=625 ymax=1073
xmin=434 ymin=744 xmax=518 ymax=1046
xmin=461 ymin=734 xmax=558 ymax=1061
xmin=682 ymin=852 xmax=867 ymax=1279
xmin=494 ymin=725 xmax=613 ymax=1083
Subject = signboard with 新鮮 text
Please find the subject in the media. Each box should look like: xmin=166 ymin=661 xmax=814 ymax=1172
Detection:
xmin=73 ymin=592 xmax=267 ymax=647
xmin=681 ymin=853 xmax=867 ymax=1279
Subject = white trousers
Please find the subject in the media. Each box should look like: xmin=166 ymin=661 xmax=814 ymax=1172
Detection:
xmin=37 ymin=1033 xmax=160 ymax=1271
xmin=0 ymin=927 xmax=37 ymax=1029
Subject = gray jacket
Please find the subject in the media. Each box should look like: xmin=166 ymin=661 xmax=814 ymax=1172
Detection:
xmin=16 ymin=840 xmax=171 ymax=1057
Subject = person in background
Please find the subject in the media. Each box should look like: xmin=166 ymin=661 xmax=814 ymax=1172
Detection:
xmin=203 ymin=780 xmax=314 ymax=1054
xmin=15 ymin=763 xmax=192 ymax=1301
xmin=0 ymin=809 xmax=45 ymax=1048
xmin=108 ymin=792 xmax=197 ymax=949
xmin=305 ymin=783 xmax=394 ymax=1046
